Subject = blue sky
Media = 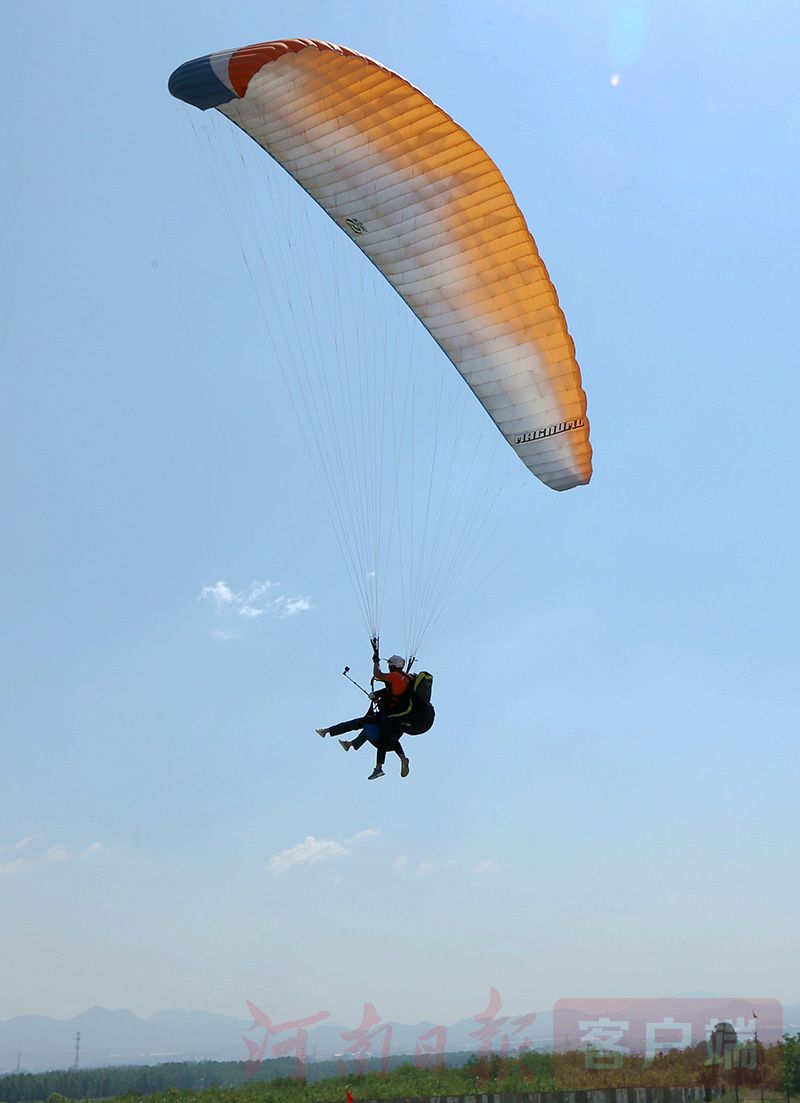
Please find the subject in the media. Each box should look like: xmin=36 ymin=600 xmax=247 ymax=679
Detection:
xmin=2 ymin=0 xmax=799 ymax=1039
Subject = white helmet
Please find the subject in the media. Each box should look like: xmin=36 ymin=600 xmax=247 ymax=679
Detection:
xmin=387 ymin=654 xmax=405 ymax=670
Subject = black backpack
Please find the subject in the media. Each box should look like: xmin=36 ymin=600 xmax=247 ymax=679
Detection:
xmin=404 ymin=670 xmax=435 ymax=735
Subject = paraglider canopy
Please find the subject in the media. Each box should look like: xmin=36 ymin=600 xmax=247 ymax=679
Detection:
xmin=169 ymin=37 xmax=592 ymax=492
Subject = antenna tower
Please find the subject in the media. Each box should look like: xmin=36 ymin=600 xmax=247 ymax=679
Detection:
xmin=72 ymin=1031 xmax=81 ymax=1071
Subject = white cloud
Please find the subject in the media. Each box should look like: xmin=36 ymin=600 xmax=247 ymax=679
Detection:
xmin=266 ymin=829 xmax=375 ymax=877
xmin=211 ymin=629 xmax=237 ymax=641
xmin=394 ymin=855 xmax=439 ymax=877
xmin=247 ymin=581 xmax=279 ymax=600
xmin=0 ymin=856 xmax=29 ymax=875
xmin=345 ymin=828 xmax=379 ymax=845
xmin=0 ymin=834 xmax=42 ymax=855
xmin=199 ymin=580 xmax=237 ymax=611
xmin=267 ymin=835 xmax=347 ymax=877
xmin=0 ymin=838 xmax=107 ymax=875
xmin=274 ymin=596 xmax=314 ymax=618
xmin=394 ymin=853 xmax=492 ymax=878
xmin=0 ymin=843 xmax=66 ymax=875
xmin=199 ymin=578 xmax=313 ymax=632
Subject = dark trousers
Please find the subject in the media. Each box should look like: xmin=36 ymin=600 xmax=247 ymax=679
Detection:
xmin=327 ymin=712 xmax=373 ymax=738
xmin=328 ymin=712 xmax=406 ymax=764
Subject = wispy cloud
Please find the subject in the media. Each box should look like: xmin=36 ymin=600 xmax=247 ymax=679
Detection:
xmin=199 ymin=580 xmax=240 ymax=611
xmin=0 ymin=837 xmax=106 ymax=876
xmin=199 ymin=579 xmax=313 ymax=635
xmin=267 ymin=836 xmax=347 ymax=877
xmin=393 ymin=854 xmax=496 ymax=878
xmin=274 ymin=595 xmax=313 ymax=618
xmin=394 ymin=855 xmax=440 ymax=877
xmin=345 ymin=828 xmax=379 ymax=845
xmin=0 ymin=834 xmax=43 ymax=855
xmin=267 ymin=829 xmax=377 ymax=877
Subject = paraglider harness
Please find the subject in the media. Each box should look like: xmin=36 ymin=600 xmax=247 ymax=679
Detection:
xmin=342 ymin=646 xmax=435 ymax=738
xmin=401 ymin=669 xmax=435 ymax=735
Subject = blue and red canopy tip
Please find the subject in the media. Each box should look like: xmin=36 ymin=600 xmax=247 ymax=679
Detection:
xmin=169 ymin=40 xmax=382 ymax=111
xmin=168 ymin=53 xmax=237 ymax=110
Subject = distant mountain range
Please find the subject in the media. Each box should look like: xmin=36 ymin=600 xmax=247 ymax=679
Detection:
xmin=0 ymin=1006 xmax=536 ymax=1075
xmin=4 ymin=1004 xmax=551 ymax=1074
xmin=1 ymin=1003 xmax=798 ymax=1076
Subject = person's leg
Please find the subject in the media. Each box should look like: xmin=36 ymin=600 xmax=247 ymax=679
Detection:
xmin=337 ymin=720 xmax=383 ymax=753
xmin=394 ymin=740 xmax=410 ymax=778
xmin=378 ymin=721 xmax=408 ymax=764
xmin=368 ymin=740 xmax=407 ymax=779
xmin=350 ymin=722 xmax=380 ymax=750
xmin=367 ymin=725 xmax=389 ymax=779
xmin=326 ymin=711 xmax=373 ymax=738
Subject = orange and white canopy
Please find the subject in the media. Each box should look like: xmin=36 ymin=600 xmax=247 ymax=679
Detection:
xmin=170 ymin=38 xmax=592 ymax=491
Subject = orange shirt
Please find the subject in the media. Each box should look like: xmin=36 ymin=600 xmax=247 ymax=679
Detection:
xmin=375 ymin=669 xmax=411 ymax=701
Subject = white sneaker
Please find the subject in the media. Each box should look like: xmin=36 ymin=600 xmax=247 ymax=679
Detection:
xmin=315 ymin=728 xmax=329 ymax=738
xmin=368 ymin=766 xmax=384 ymax=780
